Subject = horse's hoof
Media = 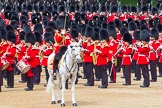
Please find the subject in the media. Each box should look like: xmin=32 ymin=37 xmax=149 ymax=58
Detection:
xmin=57 ymin=100 xmax=61 ymax=103
xmin=72 ymin=103 xmax=77 ymax=106
xmin=61 ymin=103 xmax=65 ymax=107
xmin=51 ymin=101 xmax=56 ymax=104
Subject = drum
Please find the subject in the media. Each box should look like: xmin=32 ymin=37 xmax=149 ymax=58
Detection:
xmin=16 ymin=59 xmax=30 ymax=74
xmin=1 ymin=57 xmax=9 ymax=70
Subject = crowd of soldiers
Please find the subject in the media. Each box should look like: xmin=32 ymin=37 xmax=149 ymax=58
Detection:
xmin=0 ymin=0 xmax=162 ymax=92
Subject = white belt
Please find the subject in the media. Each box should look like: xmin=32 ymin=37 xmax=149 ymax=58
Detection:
xmin=123 ymin=55 xmax=131 ymax=57
xmin=43 ymin=56 xmax=48 ymax=58
xmin=138 ymin=54 xmax=146 ymax=57
xmin=36 ymin=55 xmax=40 ymax=58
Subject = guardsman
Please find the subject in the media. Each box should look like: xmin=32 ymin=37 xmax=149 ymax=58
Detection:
xmin=4 ymin=30 xmax=16 ymax=88
xmin=24 ymin=32 xmax=37 ymax=91
xmin=132 ymin=31 xmax=141 ymax=81
xmin=157 ymin=24 xmax=162 ymax=77
xmin=121 ymin=32 xmax=133 ymax=85
xmin=17 ymin=31 xmax=27 ymax=83
xmin=136 ymin=30 xmax=150 ymax=88
xmin=33 ymin=32 xmax=42 ymax=85
xmin=107 ymin=6 xmax=118 ymax=23
xmin=92 ymin=27 xmax=101 ymax=81
xmin=97 ymin=29 xmax=109 ymax=88
xmin=119 ymin=6 xmax=128 ymax=21
xmin=83 ymin=26 xmax=94 ymax=86
xmin=107 ymin=25 xmax=118 ymax=83
xmin=42 ymin=32 xmax=53 ymax=87
xmin=148 ymin=29 xmax=160 ymax=82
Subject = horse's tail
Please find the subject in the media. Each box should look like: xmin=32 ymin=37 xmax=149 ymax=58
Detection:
xmin=46 ymin=73 xmax=54 ymax=93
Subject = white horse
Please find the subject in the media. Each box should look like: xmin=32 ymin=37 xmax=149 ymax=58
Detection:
xmin=47 ymin=42 xmax=82 ymax=107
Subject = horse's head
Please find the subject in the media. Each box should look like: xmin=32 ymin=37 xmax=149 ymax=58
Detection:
xmin=69 ymin=42 xmax=82 ymax=63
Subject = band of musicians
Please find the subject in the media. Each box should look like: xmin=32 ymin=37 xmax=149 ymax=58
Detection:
xmin=0 ymin=0 xmax=162 ymax=92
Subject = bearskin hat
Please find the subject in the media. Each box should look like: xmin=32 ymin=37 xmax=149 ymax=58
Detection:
xmin=59 ymin=5 xmax=65 ymax=13
xmin=7 ymin=30 xmax=16 ymax=43
xmin=0 ymin=28 xmax=7 ymax=40
xmin=157 ymin=24 xmax=162 ymax=33
xmin=34 ymin=23 xmax=43 ymax=35
xmin=88 ymin=20 xmax=96 ymax=27
xmin=25 ymin=32 xmax=35 ymax=45
xmin=101 ymin=21 xmax=107 ymax=29
xmin=140 ymin=29 xmax=150 ymax=42
xmin=34 ymin=32 xmax=42 ymax=43
xmin=114 ymin=19 xmax=122 ymax=30
xmin=27 ymin=4 xmax=33 ymax=12
xmin=70 ymin=28 xmax=78 ymax=39
xmin=19 ymin=31 xmax=25 ymax=40
xmin=4 ymin=10 xmax=11 ymax=20
xmin=149 ymin=19 xmax=156 ymax=28
xmin=111 ymin=6 xmax=118 ymax=13
xmin=121 ymin=6 xmax=127 ymax=13
xmin=123 ymin=32 xmax=132 ymax=44
xmin=100 ymin=5 xmax=106 ymax=12
xmin=128 ymin=21 xmax=137 ymax=31
xmin=93 ymin=27 xmax=100 ymax=41
xmin=120 ymin=27 xmax=128 ymax=37
xmin=44 ymin=32 xmax=54 ymax=44
xmin=107 ymin=25 xmax=116 ymax=39
xmin=150 ymin=28 xmax=159 ymax=40
xmin=131 ymin=6 xmax=137 ymax=13
xmin=152 ymin=7 xmax=158 ymax=15
xmin=99 ymin=28 xmax=108 ymax=41
xmin=10 ymin=20 xmax=18 ymax=30
xmin=6 ymin=25 xmax=14 ymax=31
xmin=85 ymin=25 xmax=95 ymax=38
xmin=32 ymin=16 xmax=40 ymax=25
xmin=91 ymin=5 xmax=97 ymax=13
xmin=69 ymin=5 xmax=75 ymax=13
xmin=133 ymin=31 xmax=140 ymax=40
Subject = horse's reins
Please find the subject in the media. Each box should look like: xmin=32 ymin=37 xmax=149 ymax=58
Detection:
xmin=62 ymin=49 xmax=78 ymax=73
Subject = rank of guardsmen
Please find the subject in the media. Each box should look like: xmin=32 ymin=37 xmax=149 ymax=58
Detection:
xmin=0 ymin=0 xmax=162 ymax=92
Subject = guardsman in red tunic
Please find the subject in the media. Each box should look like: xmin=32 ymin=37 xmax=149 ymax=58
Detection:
xmin=24 ymin=32 xmax=37 ymax=91
xmin=132 ymin=31 xmax=141 ymax=81
xmin=33 ymin=32 xmax=42 ymax=85
xmin=121 ymin=33 xmax=133 ymax=85
xmin=107 ymin=25 xmax=118 ymax=83
xmin=4 ymin=31 xmax=16 ymax=88
xmin=17 ymin=31 xmax=27 ymax=83
xmin=148 ymin=29 xmax=160 ymax=82
xmin=96 ymin=29 xmax=109 ymax=88
xmin=42 ymin=32 xmax=53 ymax=86
xmin=136 ymin=30 xmax=150 ymax=88
xmin=83 ymin=26 xmax=94 ymax=86
xmin=157 ymin=24 xmax=162 ymax=77
xmin=119 ymin=6 xmax=128 ymax=21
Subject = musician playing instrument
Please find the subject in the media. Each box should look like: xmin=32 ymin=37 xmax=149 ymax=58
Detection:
xmin=83 ymin=26 xmax=94 ymax=86
xmin=107 ymin=25 xmax=118 ymax=83
xmin=136 ymin=30 xmax=150 ymax=88
xmin=23 ymin=32 xmax=37 ymax=91
xmin=97 ymin=29 xmax=109 ymax=88
xmin=42 ymin=32 xmax=53 ymax=87
xmin=17 ymin=31 xmax=27 ymax=83
xmin=33 ymin=32 xmax=42 ymax=85
xmin=4 ymin=31 xmax=16 ymax=88
xmin=148 ymin=29 xmax=160 ymax=82
xmin=120 ymin=33 xmax=133 ymax=85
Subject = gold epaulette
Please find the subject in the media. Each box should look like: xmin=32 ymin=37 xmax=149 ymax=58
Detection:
xmin=54 ymin=32 xmax=65 ymax=45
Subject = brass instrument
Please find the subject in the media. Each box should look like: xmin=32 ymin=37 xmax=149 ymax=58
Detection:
xmin=91 ymin=41 xmax=98 ymax=65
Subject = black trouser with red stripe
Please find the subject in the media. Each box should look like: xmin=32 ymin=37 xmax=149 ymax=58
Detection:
xmin=139 ymin=64 xmax=150 ymax=87
xmin=26 ymin=68 xmax=35 ymax=89
xmin=150 ymin=60 xmax=157 ymax=81
xmin=116 ymin=57 xmax=122 ymax=72
xmin=108 ymin=61 xmax=116 ymax=83
xmin=7 ymin=64 xmax=14 ymax=87
xmin=94 ymin=65 xmax=101 ymax=80
xmin=97 ymin=65 xmax=108 ymax=87
xmin=123 ymin=65 xmax=131 ymax=85
xmin=84 ymin=62 xmax=94 ymax=85
xmin=34 ymin=65 xmax=42 ymax=84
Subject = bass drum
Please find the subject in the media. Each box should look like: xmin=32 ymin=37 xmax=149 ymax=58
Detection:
xmin=17 ymin=59 xmax=30 ymax=74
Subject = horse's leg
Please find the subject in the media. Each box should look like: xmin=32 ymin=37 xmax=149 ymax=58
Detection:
xmin=71 ymin=73 xmax=77 ymax=106
xmin=61 ymin=75 xmax=66 ymax=107
xmin=57 ymin=75 xmax=61 ymax=103
xmin=51 ymin=87 xmax=56 ymax=104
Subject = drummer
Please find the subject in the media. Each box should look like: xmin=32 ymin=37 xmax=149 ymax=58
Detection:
xmin=17 ymin=31 xmax=27 ymax=83
xmin=23 ymin=32 xmax=37 ymax=91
